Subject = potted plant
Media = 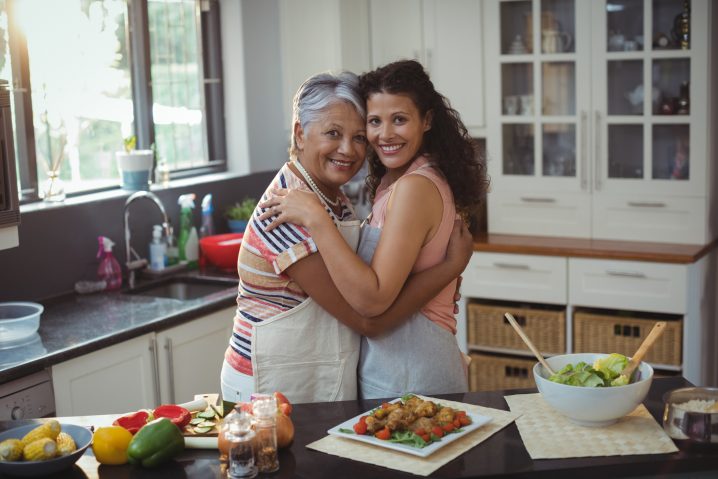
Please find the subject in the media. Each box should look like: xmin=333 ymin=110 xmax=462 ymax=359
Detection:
xmin=116 ymin=135 xmax=154 ymax=190
xmin=225 ymin=197 xmax=257 ymax=233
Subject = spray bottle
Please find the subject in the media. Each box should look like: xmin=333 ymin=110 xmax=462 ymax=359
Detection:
xmin=97 ymin=236 xmax=123 ymax=290
xmin=178 ymin=193 xmax=199 ymax=268
xmin=200 ymin=194 xmax=215 ymax=238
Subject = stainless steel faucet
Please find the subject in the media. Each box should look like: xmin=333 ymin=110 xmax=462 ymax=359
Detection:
xmin=123 ymin=191 xmax=172 ymax=289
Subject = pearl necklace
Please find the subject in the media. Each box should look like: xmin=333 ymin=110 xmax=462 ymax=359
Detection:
xmin=293 ymin=160 xmax=340 ymax=207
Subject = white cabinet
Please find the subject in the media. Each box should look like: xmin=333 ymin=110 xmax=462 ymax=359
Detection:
xmin=52 ymin=333 xmax=157 ymax=416
xmin=52 ymin=307 xmax=235 ymax=416
xmin=279 ymin=0 xmax=371 ymax=131
xmin=485 ymin=0 xmax=717 ymax=244
xmin=156 ymin=308 xmax=234 ymax=405
xmin=369 ymin=0 xmax=485 ymax=132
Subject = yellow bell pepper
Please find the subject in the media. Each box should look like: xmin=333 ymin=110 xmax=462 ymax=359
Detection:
xmin=92 ymin=426 xmax=133 ymax=465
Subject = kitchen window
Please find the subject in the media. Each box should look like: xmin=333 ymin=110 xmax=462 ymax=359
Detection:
xmin=0 ymin=0 xmax=225 ymax=202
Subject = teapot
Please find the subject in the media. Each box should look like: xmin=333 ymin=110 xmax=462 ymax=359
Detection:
xmin=542 ymin=29 xmax=572 ymax=53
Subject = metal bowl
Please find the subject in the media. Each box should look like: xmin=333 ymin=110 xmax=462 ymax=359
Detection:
xmin=663 ymin=387 xmax=718 ymax=450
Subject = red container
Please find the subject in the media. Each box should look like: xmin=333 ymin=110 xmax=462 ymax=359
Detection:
xmin=199 ymin=233 xmax=243 ymax=270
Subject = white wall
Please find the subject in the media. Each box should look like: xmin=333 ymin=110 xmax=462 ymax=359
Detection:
xmin=220 ymin=0 xmax=289 ymax=174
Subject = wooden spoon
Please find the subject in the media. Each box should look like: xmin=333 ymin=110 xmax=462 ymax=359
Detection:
xmin=619 ymin=321 xmax=667 ymax=383
xmin=504 ymin=312 xmax=556 ymax=376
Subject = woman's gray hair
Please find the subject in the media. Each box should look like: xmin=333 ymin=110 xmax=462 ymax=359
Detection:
xmin=289 ymin=71 xmax=365 ymax=160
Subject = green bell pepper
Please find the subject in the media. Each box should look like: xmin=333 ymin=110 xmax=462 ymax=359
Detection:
xmin=126 ymin=417 xmax=185 ymax=467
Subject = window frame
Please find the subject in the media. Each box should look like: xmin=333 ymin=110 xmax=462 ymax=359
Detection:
xmin=7 ymin=0 xmax=226 ymax=204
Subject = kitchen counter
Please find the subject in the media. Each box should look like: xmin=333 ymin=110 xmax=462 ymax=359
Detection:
xmin=0 ymin=269 xmax=239 ymax=384
xmin=1 ymin=377 xmax=716 ymax=478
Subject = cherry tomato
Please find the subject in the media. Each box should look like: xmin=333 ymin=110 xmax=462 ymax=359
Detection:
xmin=374 ymin=426 xmax=391 ymax=440
xmin=353 ymin=420 xmax=367 ymax=435
xmin=420 ymin=433 xmax=431 ymax=443
xmin=431 ymin=426 xmax=444 ymax=438
xmin=459 ymin=416 xmax=472 ymax=426
xmin=442 ymin=423 xmax=456 ymax=433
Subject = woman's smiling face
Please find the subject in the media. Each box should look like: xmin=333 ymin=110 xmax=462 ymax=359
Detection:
xmin=366 ymin=92 xmax=431 ymax=177
xmin=295 ymin=101 xmax=368 ymax=193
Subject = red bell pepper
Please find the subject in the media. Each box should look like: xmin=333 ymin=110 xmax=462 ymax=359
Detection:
xmin=113 ymin=410 xmax=150 ymax=435
xmin=153 ymin=404 xmax=192 ymax=430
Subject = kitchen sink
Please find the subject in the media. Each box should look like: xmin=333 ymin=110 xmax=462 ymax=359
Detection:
xmin=126 ymin=276 xmax=237 ymax=301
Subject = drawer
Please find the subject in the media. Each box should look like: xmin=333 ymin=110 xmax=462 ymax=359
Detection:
xmin=568 ymin=258 xmax=687 ymax=314
xmin=592 ymin=195 xmax=707 ymax=244
xmin=463 ymin=252 xmax=566 ymax=304
xmin=488 ymin=190 xmax=591 ymax=239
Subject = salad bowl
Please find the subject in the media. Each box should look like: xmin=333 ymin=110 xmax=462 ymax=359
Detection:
xmin=534 ymin=353 xmax=653 ymax=427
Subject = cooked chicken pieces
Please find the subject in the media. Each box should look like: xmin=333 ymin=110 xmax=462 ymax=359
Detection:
xmin=386 ymin=407 xmax=417 ymax=431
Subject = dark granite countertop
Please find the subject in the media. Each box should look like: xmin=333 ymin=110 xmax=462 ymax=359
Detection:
xmin=0 ymin=269 xmax=239 ymax=384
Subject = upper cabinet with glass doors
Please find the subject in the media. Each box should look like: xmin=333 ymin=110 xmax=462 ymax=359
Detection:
xmin=485 ymin=0 xmax=716 ymax=244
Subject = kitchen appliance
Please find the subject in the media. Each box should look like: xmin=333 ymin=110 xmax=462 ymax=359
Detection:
xmin=0 ymin=370 xmax=55 ymax=420
xmin=0 ymin=79 xmax=19 ymax=229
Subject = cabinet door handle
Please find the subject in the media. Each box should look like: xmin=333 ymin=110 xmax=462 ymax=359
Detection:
xmin=627 ymin=201 xmax=667 ymax=208
xmin=164 ymin=338 xmax=175 ymax=405
xmin=594 ymin=111 xmax=602 ymax=191
xmin=148 ymin=337 xmax=161 ymax=406
xmin=606 ymin=270 xmax=647 ymax=278
xmin=494 ymin=262 xmax=531 ymax=270
xmin=520 ymin=197 xmax=556 ymax=203
xmin=580 ymin=111 xmax=588 ymax=190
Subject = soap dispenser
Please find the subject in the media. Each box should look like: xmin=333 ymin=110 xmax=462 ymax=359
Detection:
xmin=97 ymin=236 xmax=122 ymax=290
xmin=149 ymin=225 xmax=167 ymax=271
xmin=178 ymin=193 xmax=199 ymax=268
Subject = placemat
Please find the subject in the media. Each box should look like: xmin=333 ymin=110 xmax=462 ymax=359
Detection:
xmin=306 ymin=396 xmax=519 ymax=476
xmin=505 ymin=393 xmax=678 ymax=459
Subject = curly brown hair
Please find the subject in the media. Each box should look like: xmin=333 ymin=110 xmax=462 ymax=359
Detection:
xmin=359 ymin=60 xmax=488 ymax=221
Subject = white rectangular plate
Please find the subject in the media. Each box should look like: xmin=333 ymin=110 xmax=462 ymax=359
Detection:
xmin=327 ymin=399 xmax=492 ymax=458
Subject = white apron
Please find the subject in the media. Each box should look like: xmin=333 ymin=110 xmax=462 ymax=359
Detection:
xmin=250 ymin=217 xmax=361 ymax=404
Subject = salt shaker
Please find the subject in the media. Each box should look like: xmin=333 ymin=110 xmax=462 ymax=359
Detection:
xmin=224 ymin=409 xmax=257 ymax=479
xmin=252 ymin=394 xmax=280 ymax=473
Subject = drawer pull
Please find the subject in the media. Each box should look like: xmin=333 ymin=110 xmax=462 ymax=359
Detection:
xmin=493 ymin=262 xmax=531 ymax=270
xmin=627 ymin=201 xmax=667 ymax=208
xmin=614 ymin=324 xmax=642 ymax=338
xmin=520 ymin=197 xmax=557 ymax=203
xmin=606 ymin=270 xmax=647 ymax=278
xmin=503 ymin=314 xmax=526 ymax=327
xmin=504 ymin=366 xmax=529 ymax=379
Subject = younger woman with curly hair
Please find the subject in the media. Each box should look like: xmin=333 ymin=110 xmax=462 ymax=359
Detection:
xmin=260 ymin=60 xmax=488 ymax=398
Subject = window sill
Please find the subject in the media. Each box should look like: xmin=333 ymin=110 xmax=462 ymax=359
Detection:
xmin=20 ymin=171 xmax=248 ymax=214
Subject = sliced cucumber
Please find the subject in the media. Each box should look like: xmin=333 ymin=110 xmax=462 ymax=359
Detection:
xmin=197 ymin=410 xmax=217 ymax=419
xmin=196 ymin=421 xmax=215 ymax=428
xmin=193 ymin=426 xmax=213 ymax=434
xmin=189 ymin=418 xmax=205 ymax=425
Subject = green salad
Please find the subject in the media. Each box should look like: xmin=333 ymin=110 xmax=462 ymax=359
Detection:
xmin=548 ymin=353 xmax=630 ymax=387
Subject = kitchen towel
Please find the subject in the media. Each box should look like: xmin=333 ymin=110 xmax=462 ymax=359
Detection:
xmin=504 ymin=393 xmax=678 ymax=459
xmin=306 ymin=395 xmax=520 ymax=476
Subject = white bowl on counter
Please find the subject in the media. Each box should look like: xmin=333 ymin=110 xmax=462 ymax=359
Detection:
xmin=533 ymin=352 xmax=654 ymax=427
xmin=0 ymin=302 xmax=43 ymax=344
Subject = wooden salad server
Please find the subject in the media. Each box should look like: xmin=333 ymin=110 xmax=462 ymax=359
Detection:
xmin=504 ymin=312 xmax=556 ymax=376
xmin=619 ymin=321 xmax=667 ymax=383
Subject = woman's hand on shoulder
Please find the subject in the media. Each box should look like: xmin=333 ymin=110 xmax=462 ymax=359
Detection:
xmin=258 ymin=188 xmax=329 ymax=231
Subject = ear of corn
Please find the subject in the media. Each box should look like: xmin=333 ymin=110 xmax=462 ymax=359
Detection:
xmin=22 ymin=438 xmax=57 ymax=461
xmin=20 ymin=420 xmax=61 ymax=448
xmin=55 ymin=432 xmax=76 ymax=456
xmin=0 ymin=438 xmax=23 ymax=461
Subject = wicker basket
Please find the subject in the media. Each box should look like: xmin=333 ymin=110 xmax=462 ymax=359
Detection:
xmin=467 ymin=303 xmax=565 ymax=354
xmin=469 ymin=353 xmax=537 ymax=391
xmin=573 ymin=311 xmax=682 ymax=366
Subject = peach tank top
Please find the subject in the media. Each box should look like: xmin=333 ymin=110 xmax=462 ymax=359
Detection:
xmin=369 ymin=155 xmax=458 ymax=333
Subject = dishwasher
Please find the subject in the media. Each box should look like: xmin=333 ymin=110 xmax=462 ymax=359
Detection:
xmin=0 ymin=370 xmax=56 ymax=419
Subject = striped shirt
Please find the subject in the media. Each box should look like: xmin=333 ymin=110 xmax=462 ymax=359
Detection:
xmin=225 ymin=162 xmax=355 ymax=375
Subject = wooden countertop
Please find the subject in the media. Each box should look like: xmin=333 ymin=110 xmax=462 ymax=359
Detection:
xmin=473 ymin=234 xmax=717 ymax=264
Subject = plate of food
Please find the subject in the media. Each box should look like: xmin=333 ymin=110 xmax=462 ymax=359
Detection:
xmin=327 ymin=394 xmax=491 ymax=457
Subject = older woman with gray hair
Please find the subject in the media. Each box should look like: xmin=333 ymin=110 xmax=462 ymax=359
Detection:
xmin=220 ymin=71 xmax=472 ymax=404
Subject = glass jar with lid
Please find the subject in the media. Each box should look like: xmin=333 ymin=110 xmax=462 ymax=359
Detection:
xmin=251 ymin=394 xmax=279 ymax=473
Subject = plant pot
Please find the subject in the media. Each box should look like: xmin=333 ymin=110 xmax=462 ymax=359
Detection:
xmin=227 ymin=219 xmax=248 ymax=233
xmin=116 ymin=150 xmax=154 ymax=191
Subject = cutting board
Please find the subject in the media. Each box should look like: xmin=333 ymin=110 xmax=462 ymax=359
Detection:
xmin=181 ymin=393 xmax=223 ymax=449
